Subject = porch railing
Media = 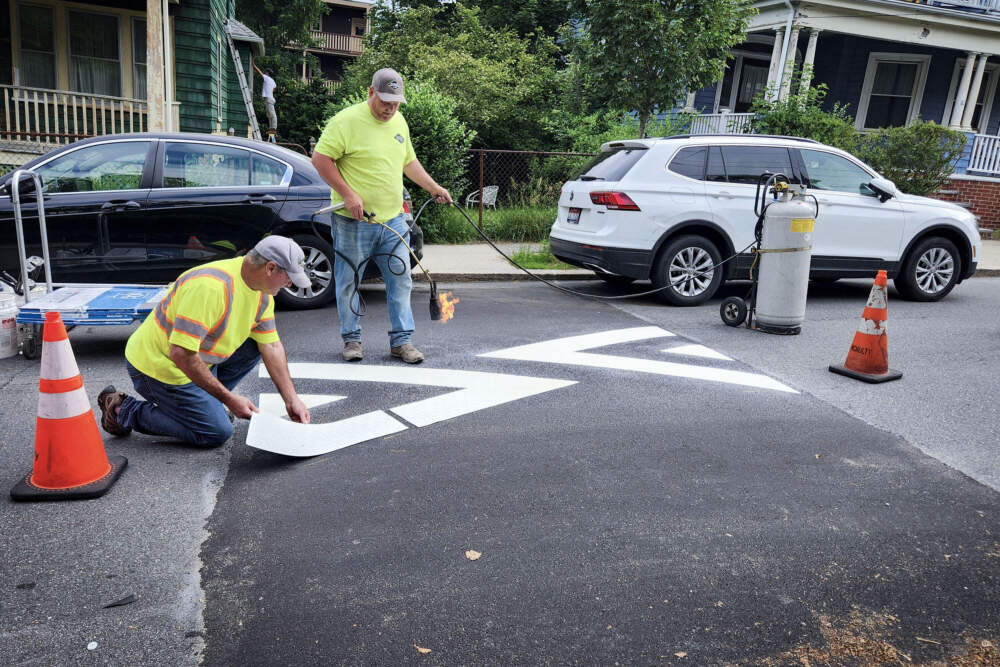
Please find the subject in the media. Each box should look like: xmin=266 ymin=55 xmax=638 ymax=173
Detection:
xmin=307 ymin=30 xmax=363 ymax=55
xmin=687 ymin=112 xmax=755 ymax=135
xmin=968 ymin=133 xmax=1000 ymax=176
xmin=917 ymin=0 xmax=1000 ymax=13
xmin=1 ymin=84 xmax=149 ymax=144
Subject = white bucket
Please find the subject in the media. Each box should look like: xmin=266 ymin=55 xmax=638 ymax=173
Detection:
xmin=0 ymin=295 xmax=19 ymax=359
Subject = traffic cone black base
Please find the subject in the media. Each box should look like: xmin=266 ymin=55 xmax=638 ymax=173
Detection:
xmin=829 ymin=364 xmax=902 ymax=384
xmin=11 ymin=454 xmax=127 ymax=502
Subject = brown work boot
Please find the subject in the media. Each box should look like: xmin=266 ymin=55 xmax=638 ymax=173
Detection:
xmin=343 ymin=341 xmax=363 ymax=362
xmin=390 ymin=343 xmax=424 ymax=364
xmin=97 ymin=385 xmax=132 ymax=437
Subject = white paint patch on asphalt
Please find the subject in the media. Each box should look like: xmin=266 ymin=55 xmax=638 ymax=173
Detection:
xmin=663 ymin=344 xmax=732 ymax=361
xmin=249 ymin=364 xmax=576 ymax=456
xmin=482 ymin=326 xmax=797 ymax=394
xmin=257 ymin=393 xmax=346 ymax=417
xmin=247 ymin=410 xmax=407 ymax=457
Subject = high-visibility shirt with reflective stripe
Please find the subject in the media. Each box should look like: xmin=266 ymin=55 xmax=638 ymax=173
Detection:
xmin=125 ymin=257 xmax=279 ymax=385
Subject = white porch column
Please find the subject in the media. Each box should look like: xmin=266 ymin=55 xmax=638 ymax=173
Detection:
xmin=146 ymin=0 xmax=165 ymax=131
xmin=162 ymin=0 xmax=173 ymax=131
xmin=950 ymin=52 xmax=979 ymax=129
xmin=961 ymin=53 xmax=989 ymax=130
xmin=766 ymin=28 xmax=785 ymax=101
xmin=779 ymin=25 xmax=800 ymax=101
xmin=800 ymin=29 xmax=820 ymax=93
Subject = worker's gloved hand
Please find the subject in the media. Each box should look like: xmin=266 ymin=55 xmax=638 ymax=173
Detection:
xmin=226 ymin=394 xmax=259 ymax=420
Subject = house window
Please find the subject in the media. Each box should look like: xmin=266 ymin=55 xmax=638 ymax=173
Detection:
xmin=942 ymin=58 xmax=999 ymax=133
xmin=857 ymin=53 xmax=931 ymax=130
xmin=133 ymin=19 xmax=147 ymax=100
xmin=18 ymin=4 xmax=56 ymax=89
xmin=69 ymin=11 xmax=122 ymax=96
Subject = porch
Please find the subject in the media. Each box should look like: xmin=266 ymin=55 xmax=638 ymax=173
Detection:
xmin=0 ymin=84 xmax=180 ymax=146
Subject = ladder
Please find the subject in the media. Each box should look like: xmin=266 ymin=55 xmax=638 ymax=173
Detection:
xmin=225 ymin=25 xmax=261 ymax=141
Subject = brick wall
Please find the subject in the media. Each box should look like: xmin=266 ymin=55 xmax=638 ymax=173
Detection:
xmin=933 ymin=176 xmax=1000 ymax=237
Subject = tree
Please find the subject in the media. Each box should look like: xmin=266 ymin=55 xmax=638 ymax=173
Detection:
xmin=573 ymin=0 xmax=754 ymax=137
xmin=338 ymin=3 xmax=562 ymax=149
xmin=235 ymin=0 xmax=327 ymax=73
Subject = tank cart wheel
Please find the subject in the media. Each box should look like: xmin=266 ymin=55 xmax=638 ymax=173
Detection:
xmin=720 ymin=296 xmax=747 ymax=327
xmin=21 ymin=325 xmax=41 ymax=359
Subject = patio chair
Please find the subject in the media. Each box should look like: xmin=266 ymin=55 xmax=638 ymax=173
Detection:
xmin=464 ymin=185 xmax=499 ymax=209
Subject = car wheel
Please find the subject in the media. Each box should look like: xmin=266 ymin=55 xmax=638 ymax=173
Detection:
xmin=894 ymin=236 xmax=961 ymax=302
xmin=653 ymin=235 xmax=723 ymax=306
xmin=274 ymin=234 xmax=336 ymax=309
xmin=598 ymin=274 xmax=636 ymax=287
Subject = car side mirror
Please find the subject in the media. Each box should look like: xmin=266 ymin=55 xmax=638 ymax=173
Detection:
xmin=868 ymin=177 xmax=896 ymax=203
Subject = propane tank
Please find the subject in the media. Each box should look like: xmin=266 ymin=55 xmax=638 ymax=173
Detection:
xmin=754 ymin=183 xmax=815 ymax=335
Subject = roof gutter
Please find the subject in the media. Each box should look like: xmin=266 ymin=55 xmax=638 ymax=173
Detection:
xmin=773 ymin=0 xmax=795 ymax=100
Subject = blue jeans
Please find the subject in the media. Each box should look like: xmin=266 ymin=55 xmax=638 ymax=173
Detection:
xmin=332 ymin=212 xmax=414 ymax=347
xmin=117 ymin=339 xmax=261 ymax=447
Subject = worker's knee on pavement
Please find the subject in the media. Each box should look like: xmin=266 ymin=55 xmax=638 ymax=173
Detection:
xmin=193 ymin=421 xmax=234 ymax=447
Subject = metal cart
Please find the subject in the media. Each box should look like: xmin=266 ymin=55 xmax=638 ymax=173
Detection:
xmin=7 ymin=169 xmax=166 ymax=359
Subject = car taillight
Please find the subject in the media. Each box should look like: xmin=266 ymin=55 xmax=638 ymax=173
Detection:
xmin=590 ymin=191 xmax=640 ymax=211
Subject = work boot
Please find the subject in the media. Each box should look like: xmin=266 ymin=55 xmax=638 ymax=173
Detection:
xmin=97 ymin=385 xmax=132 ymax=437
xmin=390 ymin=343 xmax=424 ymax=364
xmin=343 ymin=341 xmax=363 ymax=362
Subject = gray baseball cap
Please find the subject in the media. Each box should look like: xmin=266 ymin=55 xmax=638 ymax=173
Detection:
xmin=372 ymin=68 xmax=407 ymax=104
xmin=253 ymin=236 xmax=310 ymax=289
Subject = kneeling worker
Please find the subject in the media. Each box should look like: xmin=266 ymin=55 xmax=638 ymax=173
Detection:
xmin=97 ymin=236 xmax=312 ymax=446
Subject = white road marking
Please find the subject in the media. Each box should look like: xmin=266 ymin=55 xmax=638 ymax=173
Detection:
xmin=663 ymin=344 xmax=732 ymax=361
xmin=248 ymin=364 xmax=576 ymax=456
xmin=257 ymin=393 xmax=346 ymax=417
xmin=247 ymin=410 xmax=407 ymax=457
xmin=481 ymin=326 xmax=796 ymax=394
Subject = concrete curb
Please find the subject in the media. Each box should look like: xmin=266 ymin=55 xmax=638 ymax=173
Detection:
xmin=411 ymin=272 xmax=598 ymax=283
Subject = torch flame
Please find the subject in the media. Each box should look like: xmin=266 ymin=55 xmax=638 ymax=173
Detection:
xmin=437 ymin=291 xmax=459 ymax=323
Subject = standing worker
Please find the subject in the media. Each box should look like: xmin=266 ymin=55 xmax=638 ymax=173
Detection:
xmin=311 ymin=68 xmax=452 ymax=364
xmin=253 ymin=63 xmax=278 ymax=142
xmin=97 ymin=236 xmax=312 ymax=446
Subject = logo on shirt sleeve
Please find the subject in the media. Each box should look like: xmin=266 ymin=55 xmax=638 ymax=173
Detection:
xmin=394 ymin=134 xmax=404 ymax=143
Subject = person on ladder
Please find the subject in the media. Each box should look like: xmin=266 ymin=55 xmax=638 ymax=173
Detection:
xmin=253 ymin=63 xmax=278 ymax=142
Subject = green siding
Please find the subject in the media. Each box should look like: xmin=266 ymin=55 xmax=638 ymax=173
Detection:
xmin=173 ymin=0 xmax=249 ymax=134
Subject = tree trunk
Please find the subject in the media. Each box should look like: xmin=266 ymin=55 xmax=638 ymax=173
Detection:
xmin=638 ymin=110 xmax=650 ymax=139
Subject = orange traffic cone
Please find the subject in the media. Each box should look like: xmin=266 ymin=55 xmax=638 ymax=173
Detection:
xmin=10 ymin=311 xmax=127 ymax=501
xmin=829 ymin=270 xmax=902 ymax=383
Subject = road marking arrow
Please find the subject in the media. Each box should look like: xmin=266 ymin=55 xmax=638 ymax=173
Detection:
xmin=664 ymin=344 xmax=732 ymax=361
xmin=481 ymin=326 xmax=796 ymax=393
xmin=247 ymin=364 xmax=576 ymax=456
xmin=257 ymin=393 xmax=346 ymax=417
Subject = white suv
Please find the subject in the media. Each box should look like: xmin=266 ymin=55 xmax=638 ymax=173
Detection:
xmin=549 ymin=135 xmax=982 ymax=305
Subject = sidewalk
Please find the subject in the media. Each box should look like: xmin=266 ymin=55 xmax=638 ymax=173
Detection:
xmin=416 ymin=239 xmax=1000 ymax=281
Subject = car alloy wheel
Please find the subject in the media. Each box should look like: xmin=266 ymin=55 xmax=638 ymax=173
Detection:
xmin=275 ymin=234 xmax=336 ymax=309
xmin=654 ymin=234 xmax=724 ymax=306
xmin=668 ymin=246 xmax=715 ymax=297
xmin=894 ymin=236 xmax=961 ymax=302
xmin=914 ymin=246 xmax=955 ymax=296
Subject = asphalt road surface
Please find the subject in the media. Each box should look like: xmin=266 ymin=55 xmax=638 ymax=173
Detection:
xmin=2 ymin=278 xmax=998 ymax=665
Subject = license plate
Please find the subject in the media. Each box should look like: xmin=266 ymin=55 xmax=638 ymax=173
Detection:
xmin=567 ymin=207 xmax=581 ymax=224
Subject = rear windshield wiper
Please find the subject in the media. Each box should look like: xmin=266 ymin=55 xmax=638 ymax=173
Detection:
xmin=579 ymin=176 xmax=605 ymax=181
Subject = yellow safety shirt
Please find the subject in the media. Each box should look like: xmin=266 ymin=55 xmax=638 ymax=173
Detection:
xmin=125 ymin=257 xmax=279 ymax=385
xmin=313 ymin=100 xmax=417 ymax=222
